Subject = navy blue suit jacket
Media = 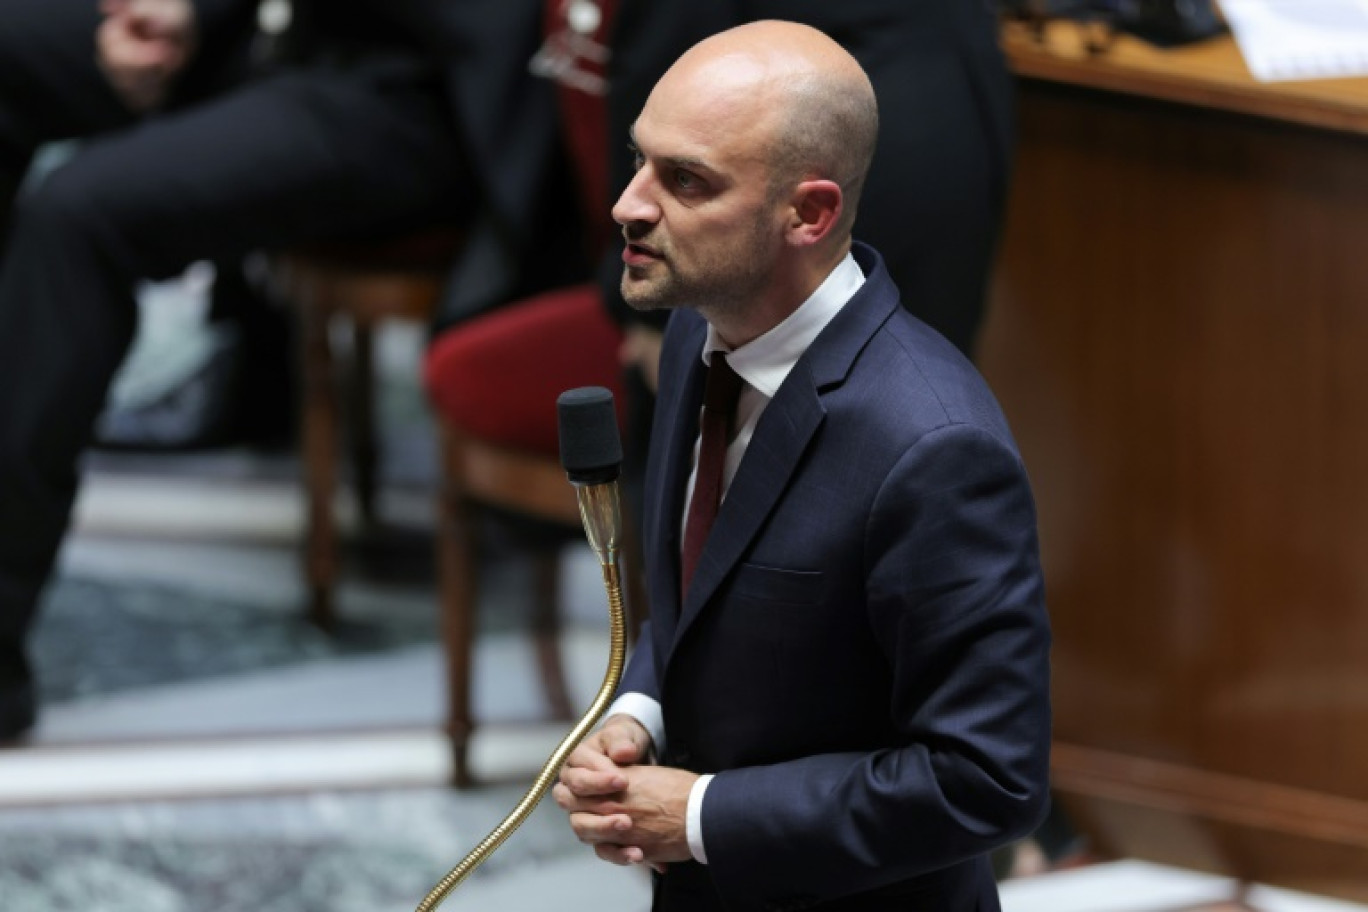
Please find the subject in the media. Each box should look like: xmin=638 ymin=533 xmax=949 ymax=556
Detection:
xmin=621 ymin=244 xmax=1052 ymax=911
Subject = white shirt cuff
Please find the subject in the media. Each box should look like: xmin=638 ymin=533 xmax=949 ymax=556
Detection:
xmin=686 ymin=774 xmax=714 ymax=864
xmin=605 ymin=692 xmax=665 ymax=755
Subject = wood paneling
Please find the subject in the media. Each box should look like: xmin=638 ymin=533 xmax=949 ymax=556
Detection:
xmin=980 ymin=27 xmax=1368 ymax=898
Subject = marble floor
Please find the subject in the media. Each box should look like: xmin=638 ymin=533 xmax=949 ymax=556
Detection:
xmin=1 ymin=323 xmax=1363 ymax=912
xmin=0 ymin=435 xmax=656 ymax=910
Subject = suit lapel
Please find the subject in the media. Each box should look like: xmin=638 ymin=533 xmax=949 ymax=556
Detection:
xmin=660 ymin=242 xmax=902 ymax=667
xmin=669 ymin=368 xmax=826 ymax=655
xmin=649 ymin=316 xmax=708 ymax=636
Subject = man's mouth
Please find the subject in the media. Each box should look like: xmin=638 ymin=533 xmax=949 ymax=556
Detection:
xmin=623 ymin=241 xmax=662 ymax=266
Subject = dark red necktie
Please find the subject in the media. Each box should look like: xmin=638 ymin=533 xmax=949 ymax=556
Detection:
xmin=681 ymin=353 xmax=744 ymax=597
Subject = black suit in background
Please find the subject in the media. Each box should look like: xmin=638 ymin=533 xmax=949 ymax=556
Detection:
xmin=0 ymin=0 xmax=586 ymax=734
xmin=601 ymin=0 xmax=1014 ymax=357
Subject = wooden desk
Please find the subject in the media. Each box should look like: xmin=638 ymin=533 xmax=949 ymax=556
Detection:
xmin=979 ymin=22 xmax=1368 ymax=901
xmin=1002 ymin=20 xmax=1368 ymax=134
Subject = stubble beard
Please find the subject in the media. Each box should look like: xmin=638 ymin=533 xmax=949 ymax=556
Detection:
xmin=622 ymin=261 xmax=767 ymax=321
xmin=620 ymin=217 xmax=776 ymax=319
xmin=620 ymin=264 xmax=676 ymax=314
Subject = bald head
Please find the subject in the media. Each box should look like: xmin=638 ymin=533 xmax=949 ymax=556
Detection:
xmin=614 ymin=22 xmax=880 ymax=339
xmin=654 ymin=21 xmax=880 ymax=239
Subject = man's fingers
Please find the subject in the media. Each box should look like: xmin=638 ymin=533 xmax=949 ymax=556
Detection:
xmin=569 ymin=811 xmax=633 ymax=844
xmin=559 ymin=739 xmax=628 ymax=793
xmin=563 ymin=747 xmax=615 ymax=773
xmin=605 ymin=735 xmax=646 ymax=765
xmin=130 ymin=11 xmax=183 ymax=40
xmin=127 ymin=0 xmax=192 ymax=35
xmin=97 ymin=17 xmax=176 ymax=70
xmin=551 ymin=781 xmax=620 ymax=811
xmin=563 ymin=731 xmax=627 ymax=768
xmin=594 ymin=843 xmax=646 ymax=866
xmin=554 ymin=783 xmax=629 ymax=818
xmin=559 ymin=764 xmax=627 ymax=796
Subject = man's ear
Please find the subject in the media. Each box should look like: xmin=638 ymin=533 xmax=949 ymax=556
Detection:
xmin=786 ymin=179 xmax=843 ymax=247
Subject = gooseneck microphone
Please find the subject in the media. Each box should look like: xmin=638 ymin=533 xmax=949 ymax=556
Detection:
xmin=415 ymin=387 xmax=629 ymax=912
xmin=557 ymin=386 xmax=625 ymax=565
xmin=558 ymin=385 xmax=623 ymax=484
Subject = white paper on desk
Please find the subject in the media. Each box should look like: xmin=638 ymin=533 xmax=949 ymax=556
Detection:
xmin=1220 ymin=0 xmax=1368 ymax=81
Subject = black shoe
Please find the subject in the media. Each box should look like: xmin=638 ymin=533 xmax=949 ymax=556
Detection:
xmin=0 ymin=680 xmax=36 ymax=744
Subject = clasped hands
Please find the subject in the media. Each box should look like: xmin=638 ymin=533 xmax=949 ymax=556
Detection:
xmin=554 ymin=713 xmax=698 ymax=868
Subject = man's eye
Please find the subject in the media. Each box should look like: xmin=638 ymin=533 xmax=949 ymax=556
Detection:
xmin=674 ymin=170 xmax=698 ymax=190
xmin=630 ymin=148 xmax=645 ymax=171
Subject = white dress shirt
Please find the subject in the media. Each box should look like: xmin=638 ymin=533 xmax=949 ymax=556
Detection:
xmin=606 ymin=251 xmax=865 ymax=864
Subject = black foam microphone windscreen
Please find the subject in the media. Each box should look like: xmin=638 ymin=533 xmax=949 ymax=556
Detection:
xmin=557 ymin=387 xmax=622 ymax=485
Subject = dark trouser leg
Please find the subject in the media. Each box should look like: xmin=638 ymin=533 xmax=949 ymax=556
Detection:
xmin=0 ymin=64 xmax=467 ymax=721
xmin=0 ymin=0 xmax=140 ymax=736
xmin=0 ymin=182 xmax=141 ymax=720
xmin=210 ymin=256 xmax=296 ymax=447
xmin=858 ymin=61 xmax=1012 ymax=360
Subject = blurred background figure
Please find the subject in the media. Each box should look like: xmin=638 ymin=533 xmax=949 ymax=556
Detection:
xmin=0 ymin=0 xmax=592 ymax=742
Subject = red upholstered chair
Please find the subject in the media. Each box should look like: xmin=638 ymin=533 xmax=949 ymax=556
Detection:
xmin=422 ymin=0 xmax=634 ymax=786
xmin=424 ymin=287 xmax=630 ymax=785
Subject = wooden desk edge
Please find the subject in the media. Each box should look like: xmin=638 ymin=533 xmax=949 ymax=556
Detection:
xmin=1003 ymin=24 xmax=1368 ymax=138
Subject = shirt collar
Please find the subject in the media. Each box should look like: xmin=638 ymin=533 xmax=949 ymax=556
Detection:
xmin=701 ymin=252 xmax=865 ymax=398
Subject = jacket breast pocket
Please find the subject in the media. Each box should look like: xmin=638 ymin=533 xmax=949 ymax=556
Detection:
xmin=728 ymin=562 xmax=824 ymax=606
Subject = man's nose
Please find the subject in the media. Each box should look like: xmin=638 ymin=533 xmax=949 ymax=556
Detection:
xmin=612 ymin=168 xmax=660 ymax=226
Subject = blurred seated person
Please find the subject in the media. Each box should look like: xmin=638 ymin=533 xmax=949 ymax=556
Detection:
xmin=0 ymin=0 xmax=590 ymax=740
xmin=17 ymin=146 xmax=289 ymax=450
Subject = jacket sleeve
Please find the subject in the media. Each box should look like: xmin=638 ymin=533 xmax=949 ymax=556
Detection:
xmin=617 ymin=618 xmax=660 ymax=701
xmin=701 ymin=423 xmax=1052 ymax=908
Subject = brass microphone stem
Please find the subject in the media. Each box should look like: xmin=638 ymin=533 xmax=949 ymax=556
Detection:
xmin=415 ymin=483 xmax=628 ymax=912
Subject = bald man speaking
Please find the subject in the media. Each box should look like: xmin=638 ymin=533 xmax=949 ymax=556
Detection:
xmin=554 ymin=22 xmax=1051 ymax=912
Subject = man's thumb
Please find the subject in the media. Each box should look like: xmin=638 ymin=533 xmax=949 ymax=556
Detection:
xmin=606 ymin=731 xmax=644 ymax=763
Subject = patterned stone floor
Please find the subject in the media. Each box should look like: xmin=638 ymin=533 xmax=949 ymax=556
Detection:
xmin=0 ymin=787 xmax=650 ymax=912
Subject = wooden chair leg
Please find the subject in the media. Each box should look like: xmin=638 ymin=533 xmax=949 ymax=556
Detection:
xmin=439 ymin=434 xmax=479 ymax=787
xmin=1230 ymin=882 xmax=1263 ymax=912
xmin=299 ymin=280 xmax=338 ymax=629
xmin=348 ymin=319 xmax=379 ymax=531
xmin=532 ymin=549 xmax=574 ymax=721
